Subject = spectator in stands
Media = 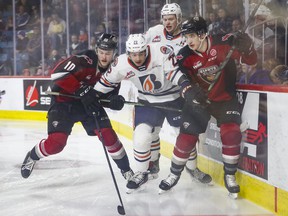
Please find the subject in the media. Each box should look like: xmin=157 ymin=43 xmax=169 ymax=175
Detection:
xmin=46 ymin=49 xmax=62 ymax=73
xmin=231 ymin=18 xmax=243 ymax=33
xmin=26 ymin=26 xmax=41 ymax=67
xmin=269 ymin=65 xmax=288 ymax=85
xmin=215 ymin=7 xmax=232 ymax=34
xmin=69 ymin=3 xmax=85 ymax=35
xmin=49 ymin=0 xmax=65 ymax=16
xmin=47 ymin=13 xmax=66 ymax=50
xmin=211 ymin=0 xmax=221 ymax=12
xmin=207 ymin=11 xmax=219 ymax=35
xmin=35 ymin=60 xmax=50 ymax=76
xmin=27 ymin=5 xmax=41 ymax=29
xmin=247 ymin=58 xmax=281 ymax=85
xmin=238 ymin=63 xmax=258 ymax=84
xmin=89 ymin=36 xmax=97 ymax=50
xmin=16 ymin=0 xmax=38 ymax=15
xmin=16 ymin=30 xmax=30 ymax=75
xmin=69 ymin=34 xmax=86 ymax=55
xmin=94 ymin=22 xmax=106 ymax=39
xmin=225 ymin=0 xmax=244 ymax=20
xmin=22 ymin=68 xmax=31 ymax=76
xmin=5 ymin=16 xmax=13 ymax=31
xmin=0 ymin=16 xmax=5 ymax=31
xmin=79 ymin=29 xmax=88 ymax=48
xmin=16 ymin=5 xmax=30 ymax=30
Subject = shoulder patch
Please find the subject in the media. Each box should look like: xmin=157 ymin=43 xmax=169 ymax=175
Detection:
xmin=125 ymin=71 xmax=135 ymax=79
xmin=76 ymin=54 xmax=93 ymax=65
xmin=152 ymin=35 xmax=161 ymax=42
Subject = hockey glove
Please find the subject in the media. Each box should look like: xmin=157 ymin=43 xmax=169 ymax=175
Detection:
xmin=75 ymin=85 xmax=100 ymax=114
xmin=180 ymin=81 xmax=208 ymax=105
xmin=107 ymin=95 xmax=125 ymax=111
xmin=233 ymin=32 xmax=253 ymax=55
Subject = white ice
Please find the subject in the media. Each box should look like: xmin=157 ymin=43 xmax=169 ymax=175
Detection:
xmin=0 ymin=120 xmax=275 ymax=216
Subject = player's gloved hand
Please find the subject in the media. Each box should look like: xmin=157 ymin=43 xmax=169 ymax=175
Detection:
xmin=233 ymin=32 xmax=253 ymax=55
xmin=107 ymin=95 xmax=125 ymax=110
xmin=75 ymin=85 xmax=100 ymax=113
xmin=180 ymin=81 xmax=208 ymax=105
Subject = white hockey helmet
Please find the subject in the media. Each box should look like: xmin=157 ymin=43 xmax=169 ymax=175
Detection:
xmin=161 ymin=3 xmax=182 ymax=24
xmin=126 ymin=34 xmax=147 ymax=54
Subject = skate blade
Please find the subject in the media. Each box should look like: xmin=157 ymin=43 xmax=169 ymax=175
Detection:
xmin=126 ymin=185 xmax=146 ymax=194
xmin=158 ymin=188 xmax=173 ymax=195
xmin=228 ymin=192 xmax=238 ymax=199
xmin=148 ymin=173 xmax=159 ymax=180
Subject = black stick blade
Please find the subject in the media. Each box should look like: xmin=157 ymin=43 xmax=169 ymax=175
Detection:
xmin=117 ymin=205 xmax=125 ymax=215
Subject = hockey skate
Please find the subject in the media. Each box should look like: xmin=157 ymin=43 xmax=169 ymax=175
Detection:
xmin=158 ymin=173 xmax=180 ymax=194
xmin=21 ymin=151 xmax=36 ymax=178
xmin=121 ymin=168 xmax=134 ymax=182
xmin=126 ymin=171 xmax=148 ymax=194
xmin=148 ymin=158 xmax=160 ymax=180
xmin=224 ymin=174 xmax=240 ymax=199
xmin=185 ymin=166 xmax=213 ymax=185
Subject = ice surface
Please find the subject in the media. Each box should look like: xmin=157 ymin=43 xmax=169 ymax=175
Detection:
xmin=0 ymin=120 xmax=274 ymax=216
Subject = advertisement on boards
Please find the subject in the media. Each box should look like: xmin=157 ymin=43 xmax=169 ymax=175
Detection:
xmin=23 ymin=79 xmax=52 ymax=111
xmin=202 ymin=91 xmax=268 ymax=180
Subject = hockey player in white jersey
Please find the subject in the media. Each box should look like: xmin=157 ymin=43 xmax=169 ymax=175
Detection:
xmin=94 ymin=33 xmax=195 ymax=193
xmin=145 ymin=3 xmax=185 ymax=54
xmin=145 ymin=3 xmax=212 ymax=185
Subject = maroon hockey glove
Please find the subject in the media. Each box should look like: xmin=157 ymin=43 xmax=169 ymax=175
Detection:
xmin=233 ymin=32 xmax=253 ymax=55
xmin=107 ymin=95 xmax=125 ymax=111
xmin=75 ymin=85 xmax=100 ymax=114
xmin=180 ymin=81 xmax=207 ymax=105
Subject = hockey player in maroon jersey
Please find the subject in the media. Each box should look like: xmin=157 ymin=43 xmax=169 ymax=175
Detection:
xmin=146 ymin=3 xmax=212 ymax=185
xmin=21 ymin=33 xmax=134 ymax=181
xmin=159 ymin=16 xmax=257 ymax=198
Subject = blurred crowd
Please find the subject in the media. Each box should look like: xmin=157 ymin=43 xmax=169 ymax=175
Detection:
xmin=0 ymin=0 xmax=288 ymax=85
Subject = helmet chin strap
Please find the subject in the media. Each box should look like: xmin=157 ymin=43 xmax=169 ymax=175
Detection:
xmin=173 ymin=18 xmax=182 ymax=35
xmin=197 ymin=33 xmax=208 ymax=52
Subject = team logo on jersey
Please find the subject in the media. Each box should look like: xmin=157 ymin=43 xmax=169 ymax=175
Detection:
xmin=183 ymin=122 xmax=190 ymax=129
xmin=86 ymin=75 xmax=92 ymax=80
xmin=210 ymin=49 xmax=217 ymax=56
xmin=52 ymin=121 xmax=59 ymax=128
xmin=125 ymin=71 xmax=135 ymax=79
xmin=140 ymin=74 xmax=161 ymax=93
xmin=152 ymin=35 xmax=161 ymax=42
xmin=160 ymin=45 xmax=172 ymax=55
xmin=198 ymin=65 xmax=219 ymax=83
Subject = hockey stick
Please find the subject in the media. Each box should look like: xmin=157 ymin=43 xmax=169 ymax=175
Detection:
xmin=208 ymin=0 xmax=264 ymax=92
xmin=45 ymin=91 xmax=182 ymax=112
xmin=92 ymin=111 xmax=126 ymax=215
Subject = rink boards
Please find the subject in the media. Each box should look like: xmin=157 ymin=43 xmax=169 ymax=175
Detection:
xmin=0 ymin=77 xmax=288 ymax=215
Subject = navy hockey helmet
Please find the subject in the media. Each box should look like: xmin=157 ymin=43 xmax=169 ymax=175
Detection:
xmin=97 ymin=33 xmax=118 ymax=50
xmin=181 ymin=16 xmax=207 ymax=36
